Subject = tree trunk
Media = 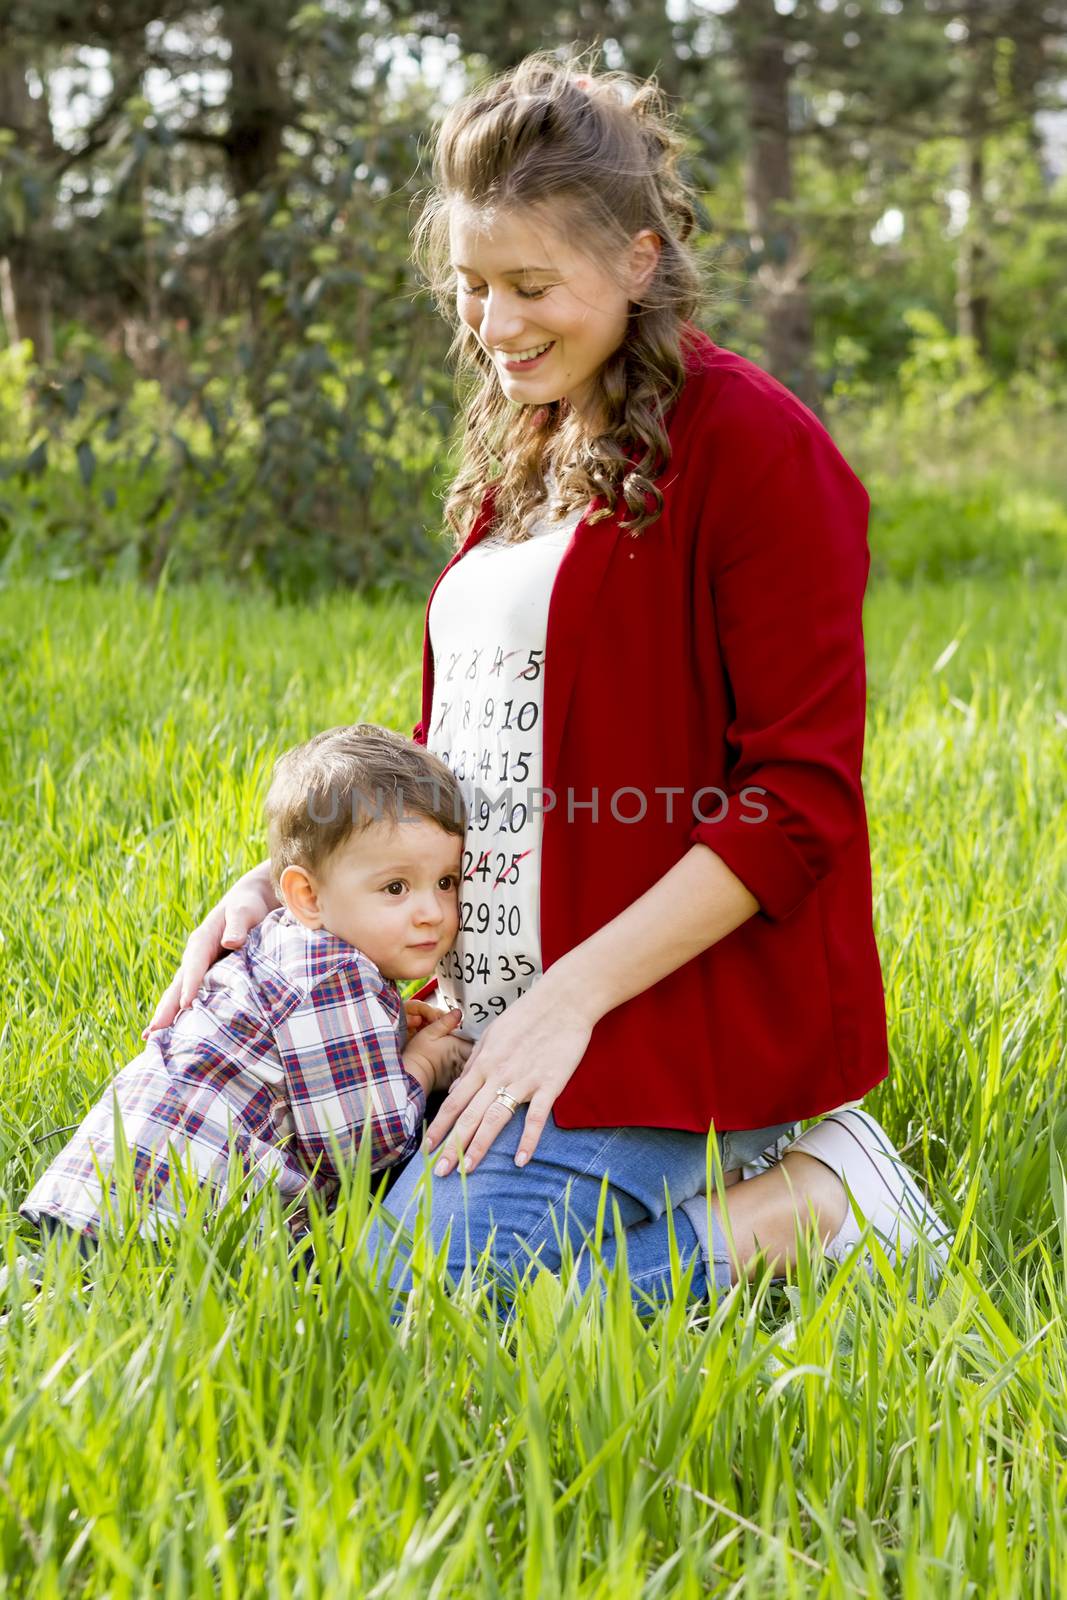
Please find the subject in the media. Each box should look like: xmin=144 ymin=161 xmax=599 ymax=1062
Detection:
xmin=734 ymin=0 xmax=820 ymax=415
xmin=955 ymin=133 xmax=989 ymax=357
xmin=954 ymin=3 xmax=994 ymax=363
xmin=0 ymin=52 xmax=56 ymax=360
xmin=222 ymin=4 xmax=288 ymax=198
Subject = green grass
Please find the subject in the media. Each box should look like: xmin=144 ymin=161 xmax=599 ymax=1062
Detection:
xmin=0 ymin=568 xmax=1065 ymax=1596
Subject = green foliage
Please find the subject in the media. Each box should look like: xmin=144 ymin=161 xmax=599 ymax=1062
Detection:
xmin=894 ymin=308 xmax=994 ymax=416
xmin=826 ymin=309 xmax=1067 ymax=584
xmin=866 ymin=476 xmax=1067 ymax=583
xmin=0 ymin=331 xmax=459 ymax=595
xmin=1 ymin=6 xmax=1065 ymax=592
xmin=0 ymin=4 xmax=464 ymax=594
xmin=0 ymin=570 xmax=1064 ymax=1591
xmin=0 ymin=341 xmax=34 ymax=451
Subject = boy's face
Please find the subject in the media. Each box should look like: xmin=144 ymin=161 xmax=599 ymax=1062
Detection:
xmin=290 ymin=818 xmax=462 ymax=981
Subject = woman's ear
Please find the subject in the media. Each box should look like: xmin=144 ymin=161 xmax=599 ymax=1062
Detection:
xmin=629 ymin=228 xmax=661 ymax=298
xmin=279 ymin=864 xmax=324 ymax=928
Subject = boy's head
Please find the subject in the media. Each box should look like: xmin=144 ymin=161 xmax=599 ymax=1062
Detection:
xmin=266 ymin=724 xmax=465 ymax=981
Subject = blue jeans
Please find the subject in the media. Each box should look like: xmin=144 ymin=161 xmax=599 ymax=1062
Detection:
xmin=365 ymin=1108 xmax=796 ymax=1315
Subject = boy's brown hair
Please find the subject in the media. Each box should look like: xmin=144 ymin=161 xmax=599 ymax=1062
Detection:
xmin=266 ymin=724 xmax=466 ymax=893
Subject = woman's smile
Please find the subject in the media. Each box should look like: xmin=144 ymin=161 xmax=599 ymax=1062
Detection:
xmin=499 ymin=341 xmax=556 ymax=372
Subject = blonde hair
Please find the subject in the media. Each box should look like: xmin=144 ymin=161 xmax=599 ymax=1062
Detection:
xmin=265 ymin=724 xmax=465 ymax=894
xmin=412 ymin=47 xmax=712 ymax=548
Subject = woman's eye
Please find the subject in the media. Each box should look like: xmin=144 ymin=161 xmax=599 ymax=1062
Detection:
xmin=460 ymin=283 xmax=547 ymax=300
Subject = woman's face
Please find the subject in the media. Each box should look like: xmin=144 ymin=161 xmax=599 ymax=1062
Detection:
xmin=449 ymin=205 xmax=660 ymax=428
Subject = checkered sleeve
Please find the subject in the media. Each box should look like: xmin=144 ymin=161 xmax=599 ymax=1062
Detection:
xmin=274 ymin=961 xmax=426 ymax=1182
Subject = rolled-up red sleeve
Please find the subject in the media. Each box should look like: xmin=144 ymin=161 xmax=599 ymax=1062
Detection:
xmin=689 ymin=420 xmax=872 ymax=922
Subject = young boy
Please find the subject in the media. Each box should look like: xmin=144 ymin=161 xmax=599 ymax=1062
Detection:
xmin=21 ymin=724 xmax=468 ymax=1245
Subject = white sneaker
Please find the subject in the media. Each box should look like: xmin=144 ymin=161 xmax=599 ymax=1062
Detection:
xmin=783 ymin=1107 xmax=952 ymax=1274
xmin=739 ymin=1128 xmax=797 ymax=1182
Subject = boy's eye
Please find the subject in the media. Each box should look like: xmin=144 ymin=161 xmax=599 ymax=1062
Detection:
xmin=438 ymin=875 xmax=459 ymax=891
xmin=460 ymin=283 xmax=548 ymax=300
xmin=384 ymin=881 xmax=405 ymax=896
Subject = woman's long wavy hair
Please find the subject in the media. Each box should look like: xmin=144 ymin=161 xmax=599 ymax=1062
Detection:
xmin=411 ymin=48 xmax=714 ymax=548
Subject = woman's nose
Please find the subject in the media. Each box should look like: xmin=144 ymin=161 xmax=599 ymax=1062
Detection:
xmin=479 ymin=291 xmax=524 ymax=350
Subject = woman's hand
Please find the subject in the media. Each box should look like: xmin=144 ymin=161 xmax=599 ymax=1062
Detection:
xmin=421 ymin=978 xmax=596 ymax=1176
xmin=142 ymin=860 xmax=279 ymax=1038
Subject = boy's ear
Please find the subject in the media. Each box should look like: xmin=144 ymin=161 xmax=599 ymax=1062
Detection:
xmin=278 ymin=864 xmax=324 ymax=928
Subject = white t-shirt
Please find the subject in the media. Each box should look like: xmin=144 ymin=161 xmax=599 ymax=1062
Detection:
xmin=426 ymin=482 xmax=585 ymax=1040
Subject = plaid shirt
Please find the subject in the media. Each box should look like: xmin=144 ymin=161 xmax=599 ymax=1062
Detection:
xmin=21 ymin=909 xmax=426 ymax=1240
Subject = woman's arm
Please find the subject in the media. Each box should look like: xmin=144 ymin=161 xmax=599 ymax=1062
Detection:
xmin=548 ymin=843 xmax=758 ymax=1019
xmin=424 ymin=844 xmax=758 ymax=1175
xmin=143 ymin=859 xmax=280 ymax=1036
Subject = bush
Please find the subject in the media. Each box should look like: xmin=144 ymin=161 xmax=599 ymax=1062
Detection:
xmin=866 ymin=475 xmax=1067 ymax=583
xmin=0 ymin=329 xmax=458 ymax=597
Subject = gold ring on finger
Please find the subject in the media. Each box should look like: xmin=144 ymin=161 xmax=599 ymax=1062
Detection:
xmin=495 ymin=1086 xmax=520 ymax=1115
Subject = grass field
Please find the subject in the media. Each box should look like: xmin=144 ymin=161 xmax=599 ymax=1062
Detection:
xmin=1 ymin=565 xmax=1065 ymax=1596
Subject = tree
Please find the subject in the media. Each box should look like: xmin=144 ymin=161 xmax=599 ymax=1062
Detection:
xmin=731 ymin=0 xmax=819 ymax=411
xmin=1 ymin=1 xmax=1065 ymax=592
xmin=0 ymin=40 xmax=58 ymax=358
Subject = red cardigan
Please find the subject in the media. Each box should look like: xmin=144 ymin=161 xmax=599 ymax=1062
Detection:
xmin=413 ymin=326 xmax=889 ymax=1131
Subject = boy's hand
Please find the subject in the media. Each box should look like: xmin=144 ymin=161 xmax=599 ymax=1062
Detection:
xmin=402 ymin=1008 xmax=469 ymax=1095
xmin=403 ymin=998 xmax=447 ymax=1036
xmin=432 ymin=1034 xmax=475 ymax=1089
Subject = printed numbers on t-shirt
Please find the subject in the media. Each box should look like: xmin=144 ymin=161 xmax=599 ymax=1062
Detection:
xmin=497 ymin=953 xmax=535 ymax=980
xmin=490 ymin=645 xmax=522 ymax=678
xmin=458 ymin=899 xmax=491 ymax=934
xmin=443 ymin=649 xmax=492 ymax=683
xmin=440 ymin=746 xmax=532 ymax=787
xmin=466 ymin=991 xmax=527 ymax=1024
xmin=500 ymin=749 xmax=530 ymax=784
xmin=461 ymin=848 xmax=525 ymax=887
xmin=451 ymin=747 xmax=479 ymax=780
xmin=474 ymin=796 xmax=528 ymax=834
xmin=444 ymin=646 xmax=541 ymax=696
xmin=449 ymin=902 xmax=521 ymax=941
xmin=463 ymin=848 xmax=492 ymax=882
xmin=497 ymin=850 xmax=524 ymax=886
xmin=443 ymin=950 xmax=493 ymax=985
xmin=500 ymin=699 xmax=538 ymax=732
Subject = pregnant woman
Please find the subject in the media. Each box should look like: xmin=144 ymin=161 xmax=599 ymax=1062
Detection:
xmin=148 ymin=54 xmax=949 ymax=1307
